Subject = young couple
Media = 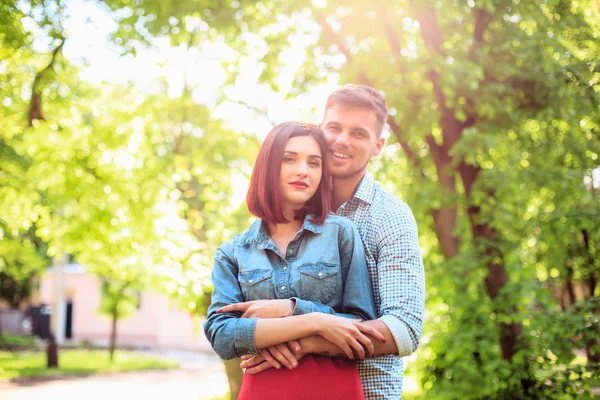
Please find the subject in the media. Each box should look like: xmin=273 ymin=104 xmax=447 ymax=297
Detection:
xmin=204 ymin=85 xmax=425 ymax=399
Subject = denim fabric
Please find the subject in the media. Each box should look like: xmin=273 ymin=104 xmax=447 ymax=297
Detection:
xmin=203 ymin=214 xmax=377 ymax=360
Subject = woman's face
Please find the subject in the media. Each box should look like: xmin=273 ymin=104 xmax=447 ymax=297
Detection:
xmin=279 ymin=135 xmax=323 ymax=209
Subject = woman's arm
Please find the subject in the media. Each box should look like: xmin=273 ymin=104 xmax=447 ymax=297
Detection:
xmin=203 ymin=241 xmax=258 ymax=360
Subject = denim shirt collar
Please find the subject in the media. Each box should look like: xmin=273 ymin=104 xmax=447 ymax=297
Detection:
xmin=240 ymin=214 xmax=322 ymax=245
xmin=350 ymin=173 xmax=376 ymax=205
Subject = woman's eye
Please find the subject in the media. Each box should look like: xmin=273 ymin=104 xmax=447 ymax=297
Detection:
xmin=283 ymin=157 xmax=295 ymax=163
xmin=309 ymin=161 xmax=321 ymax=167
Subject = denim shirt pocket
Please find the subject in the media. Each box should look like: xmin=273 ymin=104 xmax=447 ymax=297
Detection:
xmin=238 ymin=269 xmax=276 ymax=301
xmin=299 ymin=263 xmax=339 ymax=304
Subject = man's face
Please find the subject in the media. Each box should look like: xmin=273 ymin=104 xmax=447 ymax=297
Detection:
xmin=321 ymin=104 xmax=385 ymax=180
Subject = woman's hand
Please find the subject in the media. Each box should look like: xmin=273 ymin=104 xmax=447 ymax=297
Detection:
xmin=313 ymin=314 xmax=386 ymax=359
xmin=217 ymin=299 xmax=294 ymax=318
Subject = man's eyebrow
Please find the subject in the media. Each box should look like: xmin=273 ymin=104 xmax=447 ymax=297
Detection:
xmin=325 ymin=121 xmax=342 ymax=127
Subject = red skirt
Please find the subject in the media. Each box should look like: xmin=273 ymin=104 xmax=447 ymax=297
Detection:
xmin=238 ymin=354 xmax=364 ymax=400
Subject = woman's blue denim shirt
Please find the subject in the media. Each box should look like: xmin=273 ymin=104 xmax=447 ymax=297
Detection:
xmin=203 ymin=214 xmax=377 ymax=360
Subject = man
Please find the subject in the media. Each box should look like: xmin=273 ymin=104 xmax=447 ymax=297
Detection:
xmin=223 ymin=85 xmax=425 ymax=399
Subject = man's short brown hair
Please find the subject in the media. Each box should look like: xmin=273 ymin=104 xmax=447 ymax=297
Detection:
xmin=324 ymin=85 xmax=389 ymax=136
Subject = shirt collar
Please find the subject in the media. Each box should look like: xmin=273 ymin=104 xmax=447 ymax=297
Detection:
xmin=240 ymin=214 xmax=322 ymax=245
xmin=350 ymin=173 xmax=376 ymax=205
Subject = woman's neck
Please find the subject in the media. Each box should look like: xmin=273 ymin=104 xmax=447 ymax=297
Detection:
xmin=266 ymin=204 xmax=303 ymax=254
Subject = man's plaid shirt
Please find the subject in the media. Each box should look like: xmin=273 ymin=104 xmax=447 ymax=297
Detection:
xmin=335 ymin=173 xmax=425 ymax=400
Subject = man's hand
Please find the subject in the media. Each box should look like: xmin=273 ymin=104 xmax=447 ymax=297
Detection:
xmin=314 ymin=314 xmax=386 ymax=359
xmin=217 ymin=299 xmax=294 ymax=318
xmin=240 ymin=340 xmax=303 ymax=374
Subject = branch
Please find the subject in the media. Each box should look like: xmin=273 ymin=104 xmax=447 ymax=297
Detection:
xmin=473 ymin=8 xmax=490 ymax=45
xmin=378 ymin=7 xmax=407 ymax=76
xmin=28 ymin=38 xmax=65 ymax=126
xmin=311 ymin=8 xmax=371 ymax=85
xmin=387 ymin=117 xmax=424 ymax=176
xmin=228 ymin=98 xmax=277 ymax=127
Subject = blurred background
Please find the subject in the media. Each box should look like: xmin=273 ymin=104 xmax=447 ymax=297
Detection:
xmin=0 ymin=0 xmax=599 ymax=399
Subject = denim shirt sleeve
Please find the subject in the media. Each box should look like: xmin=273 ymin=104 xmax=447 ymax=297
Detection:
xmin=203 ymin=240 xmax=259 ymax=360
xmin=292 ymin=220 xmax=377 ymax=321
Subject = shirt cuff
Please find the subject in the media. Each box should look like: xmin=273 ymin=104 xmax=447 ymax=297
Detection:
xmin=290 ymin=297 xmax=315 ymax=315
xmin=234 ymin=317 xmax=259 ymax=357
xmin=380 ymin=315 xmax=414 ymax=357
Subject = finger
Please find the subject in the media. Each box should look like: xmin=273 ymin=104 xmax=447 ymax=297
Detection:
xmin=349 ymin=336 xmax=366 ymax=359
xmin=246 ymin=361 xmax=276 ymax=375
xmin=335 ymin=340 xmax=354 ymax=360
xmin=241 ymin=354 xmax=253 ymax=361
xmin=355 ymin=322 xmax=387 ymax=344
xmin=258 ymin=348 xmax=281 ymax=370
xmin=275 ymin=343 xmax=298 ymax=368
xmin=288 ymin=340 xmax=301 ymax=354
xmin=240 ymin=310 xmax=256 ymax=318
xmin=355 ymin=333 xmax=374 ymax=358
xmin=267 ymin=346 xmax=293 ymax=369
xmin=217 ymin=302 xmax=250 ymax=313
xmin=240 ymin=355 xmax=265 ymax=369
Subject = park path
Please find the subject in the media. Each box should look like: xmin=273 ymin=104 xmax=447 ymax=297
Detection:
xmin=0 ymin=350 xmax=229 ymax=400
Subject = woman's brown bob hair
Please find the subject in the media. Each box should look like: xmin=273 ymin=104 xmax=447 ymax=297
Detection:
xmin=246 ymin=122 xmax=332 ymax=225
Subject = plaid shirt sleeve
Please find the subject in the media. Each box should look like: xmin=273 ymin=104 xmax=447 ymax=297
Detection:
xmin=375 ymin=202 xmax=425 ymax=356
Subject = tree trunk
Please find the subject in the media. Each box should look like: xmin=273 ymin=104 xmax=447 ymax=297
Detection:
xmin=460 ymin=163 xmax=522 ymax=361
xmin=110 ymin=305 xmax=118 ymax=362
xmin=47 ymin=334 xmax=59 ymax=368
xmin=565 ymin=263 xmax=577 ymax=305
xmin=222 ymin=359 xmax=244 ymax=400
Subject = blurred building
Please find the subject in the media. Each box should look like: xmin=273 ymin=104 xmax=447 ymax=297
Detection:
xmin=36 ymin=263 xmax=212 ymax=351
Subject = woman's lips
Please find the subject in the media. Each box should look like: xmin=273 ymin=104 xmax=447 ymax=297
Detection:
xmin=289 ymin=182 xmax=308 ymax=189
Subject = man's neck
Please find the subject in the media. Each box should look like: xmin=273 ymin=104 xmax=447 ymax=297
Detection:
xmin=331 ymin=171 xmax=366 ymax=211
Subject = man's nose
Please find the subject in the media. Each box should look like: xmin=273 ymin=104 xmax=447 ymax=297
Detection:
xmin=334 ymin=131 xmax=350 ymax=147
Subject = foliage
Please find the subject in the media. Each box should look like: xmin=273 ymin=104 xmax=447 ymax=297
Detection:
xmin=0 ymin=333 xmax=35 ymax=347
xmin=0 ymin=349 xmax=178 ymax=380
xmin=1 ymin=0 xmax=599 ymax=397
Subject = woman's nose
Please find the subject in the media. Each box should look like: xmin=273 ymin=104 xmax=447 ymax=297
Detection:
xmin=296 ymin=161 xmax=308 ymax=176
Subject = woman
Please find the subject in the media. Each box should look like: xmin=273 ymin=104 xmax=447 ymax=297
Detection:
xmin=203 ymin=122 xmax=383 ymax=400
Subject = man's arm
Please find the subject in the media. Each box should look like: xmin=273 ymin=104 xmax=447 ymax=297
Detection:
xmin=297 ymin=319 xmax=397 ymax=358
xmin=372 ymin=202 xmax=425 ymax=357
xmin=241 ymin=320 xmax=395 ymax=374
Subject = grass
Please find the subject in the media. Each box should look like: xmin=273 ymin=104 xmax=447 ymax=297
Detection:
xmin=0 ymin=349 xmax=179 ymax=380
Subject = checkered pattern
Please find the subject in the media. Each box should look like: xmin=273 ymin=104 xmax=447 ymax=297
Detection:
xmin=336 ymin=174 xmax=425 ymax=400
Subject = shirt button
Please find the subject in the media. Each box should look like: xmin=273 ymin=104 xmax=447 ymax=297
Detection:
xmin=287 ymin=249 xmax=294 ymax=255
xmin=283 ymin=266 xmax=287 ymax=270
xmin=318 ymin=272 xmax=323 ymax=277
xmin=281 ymin=286 xmax=286 ymax=290
xmin=248 ymin=279 xmax=253 ymax=284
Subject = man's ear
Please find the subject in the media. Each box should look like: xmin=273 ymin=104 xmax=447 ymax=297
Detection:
xmin=372 ymin=137 xmax=385 ymax=157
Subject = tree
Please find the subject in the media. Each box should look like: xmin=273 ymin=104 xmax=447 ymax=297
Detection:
xmin=97 ymin=0 xmax=600 ymax=397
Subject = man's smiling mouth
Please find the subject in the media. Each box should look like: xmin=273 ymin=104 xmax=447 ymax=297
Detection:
xmin=332 ymin=151 xmax=351 ymax=159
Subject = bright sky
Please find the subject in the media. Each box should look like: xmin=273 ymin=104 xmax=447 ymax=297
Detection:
xmin=59 ymin=0 xmax=340 ymax=139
